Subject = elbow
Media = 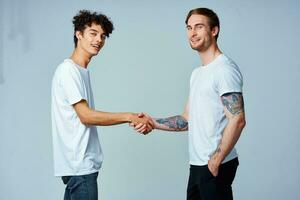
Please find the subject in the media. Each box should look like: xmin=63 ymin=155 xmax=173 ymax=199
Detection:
xmin=237 ymin=116 xmax=246 ymax=130
xmin=79 ymin=116 xmax=89 ymax=126
xmin=78 ymin=113 xmax=92 ymax=126
xmin=231 ymin=115 xmax=246 ymax=130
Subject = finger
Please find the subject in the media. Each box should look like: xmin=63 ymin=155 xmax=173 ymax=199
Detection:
xmin=142 ymin=130 xmax=148 ymax=135
xmin=137 ymin=124 xmax=147 ymax=133
xmin=147 ymin=118 xmax=155 ymax=128
xmin=143 ymin=128 xmax=152 ymax=135
xmin=145 ymin=117 xmax=154 ymax=128
xmin=142 ymin=130 xmax=147 ymax=134
xmin=142 ymin=131 xmax=149 ymax=135
xmin=129 ymin=122 xmax=135 ymax=127
xmin=214 ymin=168 xmax=219 ymax=177
xmin=138 ymin=130 xmax=147 ymax=135
xmin=214 ymin=171 xmax=218 ymax=177
xmin=138 ymin=112 xmax=145 ymax=118
xmin=208 ymin=166 xmax=217 ymax=177
xmin=212 ymin=171 xmax=217 ymax=177
xmin=139 ymin=128 xmax=147 ymax=135
xmin=143 ymin=126 xmax=151 ymax=134
xmin=134 ymin=123 xmax=144 ymax=130
xmin=146 ymin=124 xmax=153 ymax=132
xmin=208 ymin=164 xmax=213 ymax=174
xmin=145 ymin=120 xmax=154 ymax=129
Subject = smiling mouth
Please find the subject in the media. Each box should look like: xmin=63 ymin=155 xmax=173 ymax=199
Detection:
xmin=92 ymin=44 xmax=101 ymax=50
xmin=191 ymin=38 xmax=201 ymax=43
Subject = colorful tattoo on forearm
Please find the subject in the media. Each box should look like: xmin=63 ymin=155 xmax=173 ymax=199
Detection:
xmin=155 ymin=115 xmax=188 ymax=131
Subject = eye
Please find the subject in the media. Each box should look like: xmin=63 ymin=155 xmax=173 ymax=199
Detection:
xmin=195 ymin=25 xmax=204 ymax=30
xmin=90 ymin=32 xmax=97 ymax=36
xmin=101 ymin=34 xmax=107 ymax=40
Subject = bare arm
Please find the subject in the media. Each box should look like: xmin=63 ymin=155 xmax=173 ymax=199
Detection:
xmin=208 ymin=92 xmax=246 ymax=176
xmin=73 ymin=100 xmax=153 ymax=127
xmin=153 ymin=101 xmax=189 ymax=132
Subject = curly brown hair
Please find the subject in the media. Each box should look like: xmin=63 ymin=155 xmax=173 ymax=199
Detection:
xmin=72 ymin=10 xmax=114 ymax=47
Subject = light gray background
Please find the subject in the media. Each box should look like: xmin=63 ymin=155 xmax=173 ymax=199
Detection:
xmin=1 ymin=0 xmax=299 ymax=199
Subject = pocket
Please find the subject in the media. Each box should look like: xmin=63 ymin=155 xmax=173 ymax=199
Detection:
xmin=66 ymin=176 xmax=87 ymax=191
xmin=206 ymin=166 xmax=216 ymax=179
xmin=61 ymin=176 xmax=70 ymax=185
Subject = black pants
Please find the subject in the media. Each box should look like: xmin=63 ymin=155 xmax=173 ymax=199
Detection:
xmin=187 ymin=158 xmax=239 ymax=200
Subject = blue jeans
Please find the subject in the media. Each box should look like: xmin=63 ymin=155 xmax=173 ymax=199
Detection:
xmin=62 ymin=172 xmax=98 ymax=200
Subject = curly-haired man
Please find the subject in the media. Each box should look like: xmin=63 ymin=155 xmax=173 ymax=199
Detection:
xmin=51 ymin=10 xmax=153 ymax=200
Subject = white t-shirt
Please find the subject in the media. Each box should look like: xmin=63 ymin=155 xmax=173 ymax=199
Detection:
xmin=51 ymin=59 xmax=103 ymax=176
xmin=188 ymin=54 xmax=243 ymax=166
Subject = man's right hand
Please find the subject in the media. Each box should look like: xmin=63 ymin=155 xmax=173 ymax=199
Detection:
xmin=129 ymin=112 xmax=154 ymax=135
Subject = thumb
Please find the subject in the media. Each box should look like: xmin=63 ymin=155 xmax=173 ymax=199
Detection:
xmin=138 ymin=112 xmax=145 ymax=118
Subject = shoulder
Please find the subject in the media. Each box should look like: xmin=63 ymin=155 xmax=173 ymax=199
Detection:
xmin=58 ymin=59 xmax=78 ymax=73
xmin=55 ymin=59 xmax=80 ymax=78
xmin=190 ymin=67 xmax=201 ymax=80
xmin=52 ymin=60 xmax=82 ymax=88
xmin=215 ymin=55 xmax=242 ymax=80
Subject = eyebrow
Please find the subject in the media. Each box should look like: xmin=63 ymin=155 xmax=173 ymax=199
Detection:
xmin=89 ymin=29 xmax=99 ymax=33
xmin=186 ymin=23 xmax=206 ymax=28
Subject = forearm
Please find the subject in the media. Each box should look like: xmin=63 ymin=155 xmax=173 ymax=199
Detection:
xmin=154 ymin=115 xmax=188 ymax=132
xmin=82 ymin=110 xmax=132 ymax=126
xmin=211 ymin=118 xmax=245 ymax=163
xmin=208 ymin=93 xmax=245 ymax=176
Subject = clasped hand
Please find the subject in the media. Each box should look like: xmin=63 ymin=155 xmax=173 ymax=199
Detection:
xmin=129 ymin=113 xmax=154 ymax=135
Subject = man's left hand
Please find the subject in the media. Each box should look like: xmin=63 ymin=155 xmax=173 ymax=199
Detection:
xmin=208 ymin=155 xmax=222 ymax=177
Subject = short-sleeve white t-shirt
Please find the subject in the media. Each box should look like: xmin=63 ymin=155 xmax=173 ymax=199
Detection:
xmin=51 ymin=59 xmax=103 ymax=176
xmin=189 ymin=54 xmax=243 ymax=166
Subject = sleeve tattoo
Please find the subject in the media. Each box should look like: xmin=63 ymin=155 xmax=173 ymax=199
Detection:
xmin=155 ymin=115 xmax=188 ymax=131
xmin=221 ymin=92 xmax=244 ymax=115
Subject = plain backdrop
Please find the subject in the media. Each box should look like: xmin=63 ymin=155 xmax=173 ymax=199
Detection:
xmin=0 ymin=0 xmax=299 ymax=199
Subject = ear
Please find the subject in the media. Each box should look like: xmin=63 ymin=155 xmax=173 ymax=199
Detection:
xmin=75 ymin=30 xmax=83 ymax=40
xmin=211 ymin=26 xmax=219 ymax=37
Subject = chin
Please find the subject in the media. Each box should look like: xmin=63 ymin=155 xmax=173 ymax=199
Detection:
xmin=190 ymin=44 xmax=201 ymax=51
xmin=90 ymin=50 xmax=99 ymax=56
xmin=190 ymin=42 xmax=208 ymax=51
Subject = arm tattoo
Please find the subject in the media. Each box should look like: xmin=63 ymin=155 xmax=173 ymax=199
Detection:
xmin=155 ymin=115 xmax=188 ymax=131
xmin=221 ymin=92 xmax=244 ymax=115
xmin=209 ymin=142 xmax=222 ymax=159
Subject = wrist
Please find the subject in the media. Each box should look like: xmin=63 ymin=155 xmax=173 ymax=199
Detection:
xmin=153 ymin=118 xmax=159 ymax=129
xmin=210 ymin=149 xmax=224 ymax=164
xmin=125 ymin=113 xmax=134 ymax=123
xmin=214 ymin=153 xmax=224 ymax=165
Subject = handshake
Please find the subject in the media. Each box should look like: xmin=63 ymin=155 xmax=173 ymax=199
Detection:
xmin=129 ymin=112 xmax=155 ymax=135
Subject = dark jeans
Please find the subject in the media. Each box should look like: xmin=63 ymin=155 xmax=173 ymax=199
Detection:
xmin=62 ymin=172 xmax=99 ymax=200
xmin=187 ymin=158 xmax=239 ymax=200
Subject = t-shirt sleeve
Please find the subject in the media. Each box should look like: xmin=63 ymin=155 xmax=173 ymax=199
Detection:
xmin=60 ymin=65 xmax=87 ymax=105
xmin=215 ymin=65 xmax=243 ymax=97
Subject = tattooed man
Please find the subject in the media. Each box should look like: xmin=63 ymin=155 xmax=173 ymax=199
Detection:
xmin=133 ymin=8 xmax=246 ymax=200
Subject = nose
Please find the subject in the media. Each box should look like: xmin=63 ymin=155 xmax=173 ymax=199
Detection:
xmin=188 ymin=28 xmax=196 ymax=38
xmin=190 ymin=28 xmax=197 ymax=37
xmin=96 ymin=34 xmax=102 ymax=43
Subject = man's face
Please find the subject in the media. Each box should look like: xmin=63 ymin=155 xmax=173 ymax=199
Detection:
xmin=76 ymin=23 xmax=106 ymax=56
xmin=186 ymin=14 xmax=217 ymax=52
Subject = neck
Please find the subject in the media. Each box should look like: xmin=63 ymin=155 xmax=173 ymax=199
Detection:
xmin=70 ymin=46 xmax=92 ymax=68
xmin=198 ymin=43 xmax=222 ymax=66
